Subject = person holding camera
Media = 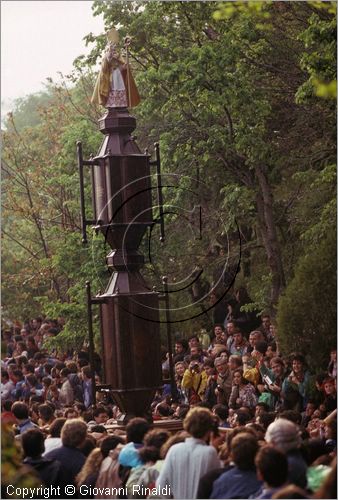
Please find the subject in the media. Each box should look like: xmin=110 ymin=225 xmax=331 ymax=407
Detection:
xmin=202 ymin=359 xmax=218 ymax=408
xmin=214 ymin=356 xmax=232 ymax=406
xmin=182 ymin=359 xmax=207 ymax=405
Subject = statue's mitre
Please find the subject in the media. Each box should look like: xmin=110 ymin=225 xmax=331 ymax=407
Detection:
xmin=107 ymin=27 xmax=119 ymax=43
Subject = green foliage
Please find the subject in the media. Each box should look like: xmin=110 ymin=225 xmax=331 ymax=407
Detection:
xmin=2 ymin=424 xmax=42 ymax=494
xmin=300 ymin=163 xmax=337 ymax=244
xmin=3 ymin=89 xmax=54 ymax=131
xmin=1 ymin=75 xmax=107 ymax=347
xmin=296 ymin=3 xmax=337 ymax=102
xmin=277 ymin=227 xmax=336 ymax=370
xmin=213 ymin=1 xmax=272 ymax=21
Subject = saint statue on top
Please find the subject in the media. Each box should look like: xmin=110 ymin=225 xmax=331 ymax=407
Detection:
xmin=91 ymin=27 xmax=140 ymax=109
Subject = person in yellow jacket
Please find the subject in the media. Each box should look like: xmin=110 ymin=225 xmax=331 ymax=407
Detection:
xmin=182 ymin=361 xmax=207 ymax=404
xmin=242 ymin=341 xmax=268 ymax=388
xmin=91 ymin=29 xmax=140 ymax=109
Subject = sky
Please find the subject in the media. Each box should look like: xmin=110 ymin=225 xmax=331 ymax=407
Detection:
xmin=1 ymin=1 xmax=105 ymax=111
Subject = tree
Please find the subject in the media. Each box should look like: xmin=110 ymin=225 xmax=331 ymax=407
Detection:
xmin=1 ymin=76 xmax=108 ymax=347
xmin=277 ymin=225 xmax=336 ymax=369
xmin=84 ymin=0 xmax=335 ymax=313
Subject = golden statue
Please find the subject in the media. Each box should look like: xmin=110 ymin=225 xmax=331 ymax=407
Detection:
xmin=91 ymin=28 xmax=140 ymax=108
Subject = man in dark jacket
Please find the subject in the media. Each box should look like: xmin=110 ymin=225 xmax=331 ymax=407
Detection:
xmin=44 ymin=418 xmax=87 ymax=495
xmin=22 ymin=428 xmax=62 ymax=489
xmin=211 ymin=432 xmax=262 ymax=499
xmin=12 ymin=402 xmax=38 ymax=434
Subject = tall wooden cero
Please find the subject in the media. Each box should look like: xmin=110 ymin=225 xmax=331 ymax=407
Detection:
xmin=77 ymin=106 xmax=162 ymax=422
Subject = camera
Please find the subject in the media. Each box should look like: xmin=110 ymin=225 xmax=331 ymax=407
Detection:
xmin=216 ymin=385 xmax=224 ymax=393
xmin=191 ymin=364 xmax=200 ymax=373
xmin=263 ymin=375 xmax=273 ymax=386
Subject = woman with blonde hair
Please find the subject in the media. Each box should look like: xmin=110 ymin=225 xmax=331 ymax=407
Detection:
xmin=76 ymin=447 xmax=103 ymax=492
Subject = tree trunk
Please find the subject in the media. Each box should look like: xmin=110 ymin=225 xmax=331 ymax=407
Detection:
xmin=255 ymin=165 xmax=286 ymax=309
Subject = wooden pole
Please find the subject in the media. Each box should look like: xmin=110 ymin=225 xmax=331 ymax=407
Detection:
xmin=86 ymin=281 xmax=97 ymax=408
xmin=162 ymin=276 xmax=179 ymax=402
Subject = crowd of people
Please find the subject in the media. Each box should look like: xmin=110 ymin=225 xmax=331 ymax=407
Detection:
xmin=1 ymin=309 xmax=337 ymax=499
